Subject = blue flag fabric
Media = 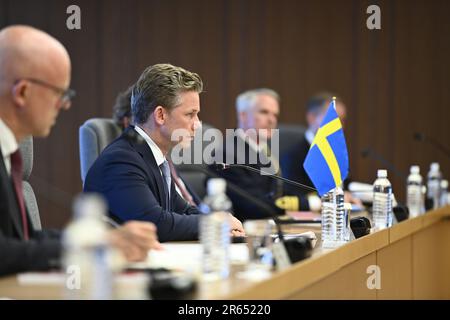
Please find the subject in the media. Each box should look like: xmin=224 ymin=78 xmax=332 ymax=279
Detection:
xmin=303 ymin=99 xmax=349 ymax=196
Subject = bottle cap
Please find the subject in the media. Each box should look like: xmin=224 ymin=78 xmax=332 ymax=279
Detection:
xmin=410 ymin=165 xmax=420 ymax=174
xmin=207 ymin=178 xmax=227 ymax=196
xmin=377 ymin=169 xmax=387 ymax=178
xmin=430 ymin=162 xmax=440 ymax=172
xmin=73 ymin=193 xmax=107 ymax=219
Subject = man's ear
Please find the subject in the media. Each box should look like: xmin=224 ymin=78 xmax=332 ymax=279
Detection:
xmin=238 ymin=111 xmax=247 ymax=127
xmin=11 ymin=80 xmax=28 ymax=109
xmin=306 ymin=112 xmax=315 ymax=127
xmin=153 ymin=106 xmax=166 ymax=125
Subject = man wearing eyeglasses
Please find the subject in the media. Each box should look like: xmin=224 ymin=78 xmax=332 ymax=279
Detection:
xmin=0 ymin=25 xmax=161 ymax=276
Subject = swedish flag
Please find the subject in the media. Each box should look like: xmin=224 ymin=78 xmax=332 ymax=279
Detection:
xmin=303 ymin=98 xmax=349 ymax=196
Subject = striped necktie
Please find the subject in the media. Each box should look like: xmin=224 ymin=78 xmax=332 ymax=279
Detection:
xmin=10 ymin=150 xmax=29 ymax=240
xmin=160 ymin=160 xmax=172 ymax=210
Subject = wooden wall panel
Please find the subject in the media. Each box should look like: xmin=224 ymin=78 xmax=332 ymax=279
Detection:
xmin=0 ymin=0 xmax=448 ymax=228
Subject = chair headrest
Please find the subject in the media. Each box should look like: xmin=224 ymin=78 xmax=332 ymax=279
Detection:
xmin=19 ymin=136 xmax=33 ymax=181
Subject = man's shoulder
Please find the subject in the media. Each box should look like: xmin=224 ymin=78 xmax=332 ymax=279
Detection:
xmin=90 ymin=133 xmax=144 ymax=170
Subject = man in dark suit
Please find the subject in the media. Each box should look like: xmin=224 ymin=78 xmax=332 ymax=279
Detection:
xmin=280 ymin=93 xmax=334 ymax=191
xmin=84 ymin=64 xmax=244 ymax=242
xmin=112 ymin=86 xmax=202 ymax=206
xmin=0 ymin=25 xmax=160 ymax=276
xmin=281 ymin=92 xmax=362 ymax=206
xmin=214 ymin=89 xmax=321 ymax=221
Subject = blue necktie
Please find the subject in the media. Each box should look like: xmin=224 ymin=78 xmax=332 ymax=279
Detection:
xmin=160 ymin=160 xmax=171 ymax=210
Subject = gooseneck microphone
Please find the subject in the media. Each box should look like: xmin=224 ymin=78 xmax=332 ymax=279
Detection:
xmin=187 ymin=164 xmax=313 ymax=263
xmin=361 ymin=147 xmax=406 ymax=179
xmin=413 ymin=132 xmax=450 ymax=159
xmin=212 ymin=163 xmax=317 ymax=193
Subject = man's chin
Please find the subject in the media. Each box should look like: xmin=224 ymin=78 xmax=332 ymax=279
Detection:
xmin=35 ymin=125 xmax=53 ymax=138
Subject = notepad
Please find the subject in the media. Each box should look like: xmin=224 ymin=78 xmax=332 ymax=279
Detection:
xmin=129 ymin=243 xmax=249 ymax=272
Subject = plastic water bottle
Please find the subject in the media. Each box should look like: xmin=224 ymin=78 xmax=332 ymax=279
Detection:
xmin=406 ymin=165 xmax=423 ymax=218
xmin=63 ymin=194 xmax=113 ymax=299
xmin=320 ymin=186 xmax=345 ymax=248
xmin=343 ymin=203 xmax=354 ymax=241
xmin=440 ymin=179 xmax=449 ymax=207
xmin=421 ymin=185 xmax=427 ymax=214
xmin=427 ymin=163 xmax=442 ymax=210
xmin=199 ymin=178 xmax=231 ymax=280
xmin=372 ymin=169 xmax=393 ymax=230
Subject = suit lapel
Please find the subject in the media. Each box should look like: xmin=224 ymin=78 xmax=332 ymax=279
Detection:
xmin=0 ymin=145 xmax=25 ymax=239
xmin=125 ymin=127 xmax=169 ymax=210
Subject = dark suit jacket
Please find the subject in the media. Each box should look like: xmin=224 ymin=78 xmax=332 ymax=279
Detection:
xmin=212 ymin=133 xmax=310 ymax=221
xmin=0 ymin=146 xmax=61 ymax=277
xmin=280 ymin=134 xmax=314 ymax=195
xmin=83 ymin=127 xmax=200 ymax=242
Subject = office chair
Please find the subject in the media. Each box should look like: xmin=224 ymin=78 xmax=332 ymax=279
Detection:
xmin=19 ymin=136 xmax=42 ymax=231
xmin=79 ymin=118 xmax=122 ymax=184
xmin=278 ymin=123 xmax=307 ymax=156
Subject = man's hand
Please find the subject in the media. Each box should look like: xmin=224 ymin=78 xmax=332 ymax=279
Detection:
xmin=227 ymin=213 xmax=246 ymax=237
xmin=344 ymin=191 xmax=363 ymax=207
xmin=107 ymin=221 xmax=162 ymax=262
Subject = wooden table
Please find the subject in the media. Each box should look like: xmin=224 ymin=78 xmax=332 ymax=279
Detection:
xmin=1 ymin=206 xmax=449 ymax=299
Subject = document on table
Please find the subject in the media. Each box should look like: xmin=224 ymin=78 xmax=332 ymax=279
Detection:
xmin=128 ymin=243 xmax=249 ymax=272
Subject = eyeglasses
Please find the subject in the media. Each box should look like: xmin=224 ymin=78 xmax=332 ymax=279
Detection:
xmin=15 ymin=78 xmax=76 ymax=108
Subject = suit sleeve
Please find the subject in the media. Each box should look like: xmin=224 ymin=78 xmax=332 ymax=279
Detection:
xmin=84 ymin=150 xmax=199 ymax=242
xmin=0 ymin=232 xmax=61 ymax=277
xmin=214 ymin=166 xmax=285 ymax=220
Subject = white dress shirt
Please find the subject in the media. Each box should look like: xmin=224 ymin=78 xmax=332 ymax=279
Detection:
xmin=0 ymin=117 xmax=19 ymax=176
xmin=134 ymin=125 xmax=185 ymax=197
xmin=134 ymin=125 xmax=165 ymax=168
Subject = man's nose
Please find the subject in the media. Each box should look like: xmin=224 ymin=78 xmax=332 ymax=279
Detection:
xmin=269 ymin=114 xmax=277 ymax=127
xmin=193 ymin=118 xmax=202 ymax=131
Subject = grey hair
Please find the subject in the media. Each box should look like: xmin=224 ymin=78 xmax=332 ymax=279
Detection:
xmin=131 ymin=63 xmax=203 ymax=125
xmin=235 ymin=88 xmax=280 ymax=113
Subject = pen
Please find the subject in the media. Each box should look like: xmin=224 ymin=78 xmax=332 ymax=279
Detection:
xmin=102 ymin=216 xmax=121 ymax=228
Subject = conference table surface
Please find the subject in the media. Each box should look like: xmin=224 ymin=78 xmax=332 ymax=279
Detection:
xmin=1 ymin=206 xmax=449 ymax=300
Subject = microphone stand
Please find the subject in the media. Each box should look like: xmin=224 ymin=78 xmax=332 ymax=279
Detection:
xmin=186 ymin=164 xmax=313 ymax=264
xmin=414 ymin=132 xmax=450 ymax=159
xmin=221 ymin=163 xmax=317 ymax=192
xmin=361 ymin=148 xmax=406 ymax=179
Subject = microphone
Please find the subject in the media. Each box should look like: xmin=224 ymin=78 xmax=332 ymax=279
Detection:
xmin=413 ymin=132 xmax=450 ymax=159
xmin=188 ymin=164 xmax=314 ymax=264
xmin=361 ymin=147 xmax=406 ymax=179
xmin=214 ymin=163 xmax=317 ymax=193
xmin=211 ymin=163 xmax=373 ymax=240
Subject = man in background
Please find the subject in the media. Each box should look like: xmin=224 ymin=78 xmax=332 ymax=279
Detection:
xmin=214 ymin=88 xmax=321 ymax=221
xmin=0 ymin=25 xmax=160 ymax=276
xmin=281 ymin=92 xmax=362 ymax=205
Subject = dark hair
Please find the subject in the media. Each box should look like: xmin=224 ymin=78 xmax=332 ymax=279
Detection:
xmin=131 ymin=63 xmax=203 ymax=125
xmin=306 ymin=92 xmax=336 ymax=114
xmin=112 ymin=85 xmax=133 ymax=129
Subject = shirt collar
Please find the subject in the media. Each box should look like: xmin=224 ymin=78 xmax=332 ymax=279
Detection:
xmin=0 ymin=117 xmax=19 ymax=158
xmin=134 ymin=125 xmax=166 ymax=167
xmin=237 ymin=129 xmax=265 ymax=153
xmin=305 ymin=128 xmax=315 ymax=145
